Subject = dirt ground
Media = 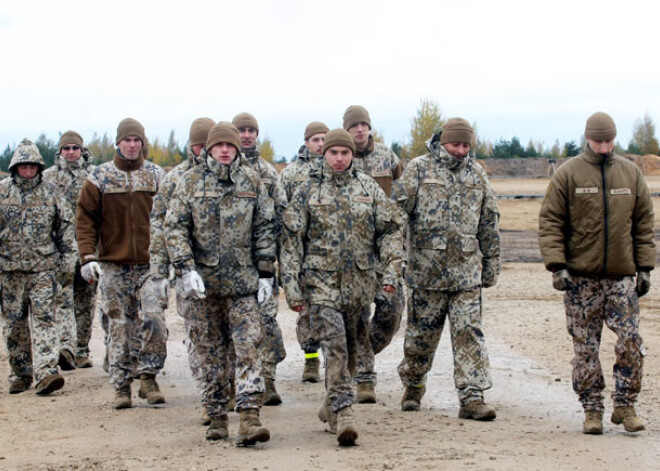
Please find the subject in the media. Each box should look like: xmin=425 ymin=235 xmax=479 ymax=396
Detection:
xmin=2 ymin=177 xmax=660 ymax=470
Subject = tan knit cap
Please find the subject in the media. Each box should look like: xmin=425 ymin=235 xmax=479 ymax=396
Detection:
xmin=206 ymin=122 xmax=242 ymax=153
xmin=304 ymin=121 xmax=329 ymax=141
xmin=343 ymin=105 xmax=371 ymax=130
xmin=585 ymin=112 xmax=617 ymax=141
xmin=116 ymin=118 xmax=146 ymax=145
xmin=440 ymin=118 xmax=474 ymax=145
xmin=232 ymin=112 xmax=259 ymax=134
xmin=322 ymin=129 xmax=355 ymax=155
xmin=59 ymin=130 xmax=84 ymax=150
xmin=189 ymin=118 xmax=215 ymax=147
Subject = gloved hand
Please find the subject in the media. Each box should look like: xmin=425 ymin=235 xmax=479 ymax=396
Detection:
xmin=182 ymin=271 xmax=206 ymax=299
xmin=636 ymin=271 xmax=651 ymax=297
xmin=168 ymin=265 xmax=176 ymax=281
xmin=81 ymin=261 xmax=103 ymax=283
xmin=151 ymin=276 xmax=169 ymax=302
xmin=257 ymin=278 xmax=273 ymax=305
xmin=552 ymin=269 xmax=572 ymax=291
xmin=482 ymin=257 xmax=499 ymax=288
xmin=60 ymin=271 xmax=74 ymax=288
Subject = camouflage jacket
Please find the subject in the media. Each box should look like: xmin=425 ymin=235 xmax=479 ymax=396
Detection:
xmin=539 ymin=146 xmax=655 ymax=276
xmin=353 ymin=135 xmax=403 ymax=197
xmin=42 ymin=151 xmax=95 ymax=211
xmin=0 ymin=175 xmax=76 ymax=272
xmin=280 ymin=160 xmax=403 ymax=310
xmin=165 ymin=155 xmax=276 ymax=297
xmin=278 ymin=145 xmax=323 ymax=201
xmin=149 ymin=145 xmax=206 ymax=277
xmin=77 ymin=152 xmax=165 ymax=265
xmin=392 ymin=141 xmax=500 ymax=291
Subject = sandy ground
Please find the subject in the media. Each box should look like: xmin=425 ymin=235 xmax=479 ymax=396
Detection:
xmin=2 ymin=177 xmax=660 ymax=470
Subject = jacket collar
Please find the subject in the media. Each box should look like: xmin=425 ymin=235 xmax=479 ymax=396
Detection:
xmin=113 ymin=150 xmax=144 ymax=171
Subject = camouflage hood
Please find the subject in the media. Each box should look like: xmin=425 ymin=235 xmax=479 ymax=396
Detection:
xmin=186 ymin=142 xmax=207 ymax=167
xmin=426 ymin=132 xmax=469 ymax=171
xmin=9 ymin=138 xmax=45 ymax=171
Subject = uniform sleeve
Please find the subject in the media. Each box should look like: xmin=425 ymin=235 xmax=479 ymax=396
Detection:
xmin=76 ymin=177 xmax=101 ymax=264
xmin=149 ymin=174 xmax=177 ymax=277
xmin=390 ymin=148 xmax=404 ymax=181
xmin=391 ymin=158 xmax=419 ymax=217
xmin=633 ymin=171 xmax=656 ymax=271
xmin=373 ymin=182 xmax=404 ymax=286
xmin=478 ymin=173 xmax=501 ymax=282
xmin=53 ymin=191 xmax=77 ymax=273
xmin=252 ymin=180 xmax=277 ymax=276
xmin=164 ymin=177 xmax=195 ymax=275
xmin=538 ymin=172 xmax=569 ymax=272
xmin=280 ymin=183 xmax=310 ymax=307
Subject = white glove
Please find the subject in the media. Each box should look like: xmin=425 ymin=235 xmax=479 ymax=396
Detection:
xmin=257 ymin=278 xmax=273 ymax=305
xmin=168 ymin=265 xmax=176 ymax=281
xmin=182 ymin=271 xmax=206 ymax=299
xmin=81 ymin=261 xmax=103 ymax=283
xmin=151 ymin=276 xmax=169 ymax=302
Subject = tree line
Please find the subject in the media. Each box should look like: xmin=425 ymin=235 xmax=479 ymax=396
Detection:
xmin=1 ymin=101 xmax=658 ymax=171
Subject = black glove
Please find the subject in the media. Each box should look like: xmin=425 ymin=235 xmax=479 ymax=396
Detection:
xmin=636 ymin=271 xmax=651 ymax=297
xmin=552 ymin=269 xmax=572 ymax=291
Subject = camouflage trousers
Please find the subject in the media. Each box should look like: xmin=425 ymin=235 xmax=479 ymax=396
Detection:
xmin=310 ymin=303 xmax=361 ymax=412
xmin=565 ymin=275 xmax=644 ymax=411
xmin=296 ymin=305 xmax=320 ymax=353
xmin=189 ymin=265 xmax=264 ymax=417
xmin=0 ymin=271 xmax=60 ymax=384
xmin=398 ymin=288 xmax=492 ymax=405
xmin=99 ymin=263 xmax=168 ymax=389
xmin=259 ymin=277 xmax=286 ymax=380
xmin=57 ymin=263 xmax=97 ymax=358
xmin=355 ymin=276 xmax=405 ymax=384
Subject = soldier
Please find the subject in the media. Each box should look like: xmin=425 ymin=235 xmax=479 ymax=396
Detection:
xmin=278 ymin=121 xmax=329 ymax=383
xmin=394 ymin=118 xmax=500 ymax=420
xmin=342 ymin=105 xmax=405 ymax=403
xmin=232 ymin=112 xmax=287 ymax=405
xmin=77 ymin=118 xmax=168 ymax=409
xmin=43 ymin=131 xmax=97 ymax=369
xmin=281 ymin=129 xmax=403 ymax=446
xmin=538 ymin=112 xmax=655 ymax=434
xmin=165 ymin=122 xmax=275 ymax=445
xmin=0 ymin=139 xmax=76 ymax=395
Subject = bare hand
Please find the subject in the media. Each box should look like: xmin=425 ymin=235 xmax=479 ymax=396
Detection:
xmin=291 ymin=305 xmax=305 ymax=312
xmin=383 ymin=284 xmax=395 ymax=293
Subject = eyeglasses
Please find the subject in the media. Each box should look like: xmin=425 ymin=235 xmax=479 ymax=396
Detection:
xmin=62 ymin=145 xmax=81 ymax=151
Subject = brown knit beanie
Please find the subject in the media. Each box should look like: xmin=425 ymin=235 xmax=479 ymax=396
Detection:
xmin=116 ymin=118 xmax=146 ymax=145
xmin=189 ymin=118 xmax=215 ymax=147
xmin=232 ymin=112 xmax=259 ymax=134
xmin=322 ymin=129 xmax=355 ymax=155
xmin=304 ymin=121 xmax=329 ymax=141
xmin=585 ymin=112 xmax=617 ymax=141
xmin=59 ymin=130 xmax=84 ymax=150
xmin=343 ymin=105 xmax=371 ymax=130
xmin=206 ymin=122 xmax=242 ymax=154
xmin=440 ymin=118 xmax=474 ymax=145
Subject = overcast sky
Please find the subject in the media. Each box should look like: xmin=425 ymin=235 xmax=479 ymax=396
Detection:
xmin=1 ymin=0 xmax=658 ymax=159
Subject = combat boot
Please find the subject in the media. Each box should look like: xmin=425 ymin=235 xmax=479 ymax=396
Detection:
xmin=336 ymin=406 xmax=358 ymax=446
xmin=75 ymin=356 xmax=93 ymax=368
xmin=318 ymin=395 xmax=337 ymax=433
xmin=357 ymin=381 xmax=376 ymax=404
xmin=35 ymin=374 xmax=65 ymax=396
xmin=113 ymin=385 xmax=132 ymax=409
xmin=401 ymin=384 xmax=426 ymax=412
xmin=202 ymin=410 xmax=212 ymax=426
xmin=262 ymin=378 xmax=282 ymax=406
xmin=458 ymin=399 xmax=496 ymax=421
xmin=582 ymin=410 xmax=603 ymax=434
xmin=9 ymin=376 xmax=32 ymax=394
xmin=302 ymin=356 xmax=321 ymax=383
xmin=205 ymin=415 xmax=229 ymax=441
xmin=138 ymin=373 xmax=166 ymax=404
xmin=237 ymin=409 xmax=270 ymax=446
xmin=58 ymin=349 xmax=76 ymax=371
xmin=611 ymin=406 xmax=645 ymax=432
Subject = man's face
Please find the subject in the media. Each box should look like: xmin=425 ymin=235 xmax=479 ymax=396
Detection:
xmin=305 ymin=132 xmax=326 ymax=155
xmin=61 ymin=144 xmax=82 ymax=162
xmin=443 ymin=142 xmax=471 ymax=159
xmin=587 ymin=138 xmax=615 ymax=155
xmin=191 ymin=144 xmax=205 ymax=157
xmin=17 ymin=164 xmax=39 ymax=179
xmin=348 ymin=122 xmax=370 ymax=149
xmin=209 ymin=143 xmax=237 ymax=165
xmin=325 ymin=146 xmax=353 ymax=172
xmin=118 ymin=136 xmax=142 ymax=160
xmin=238 ymin=127 xmax=258 ymax=149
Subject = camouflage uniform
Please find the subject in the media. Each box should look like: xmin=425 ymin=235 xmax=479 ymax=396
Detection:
xmin=165 ymin=154 xmax=276 ymax=417
xmin=351 ymin=136 xmax=405 ymax=385
xmin=243 ymin=147 xmax=287 ymax=381
xmin=281 ymin=160 xmax=403 ymax=412
xmin=0 ymin=139 xmax=76 ymax=386
xmin=393 ymin=137 xmax=500 ymax=405
xmin=278 ymin=145 xmax=323 ymax=355
xmin=43 ymin=151 xmax=97 ymax=360
xmin=77 ymin=151 xmax=167 ymax=390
